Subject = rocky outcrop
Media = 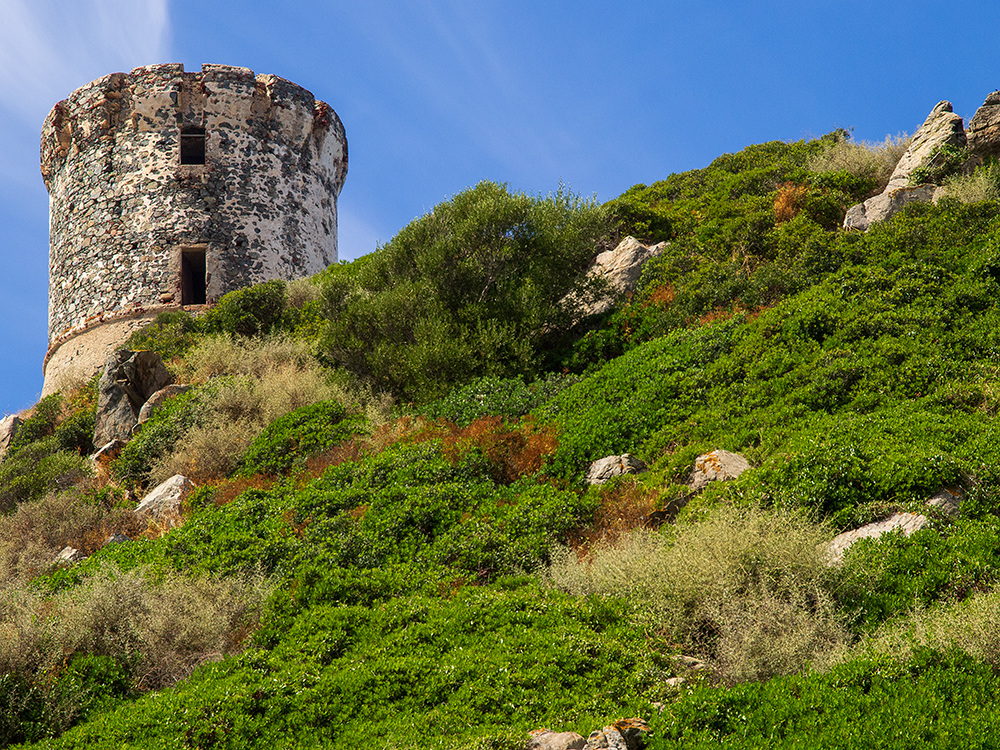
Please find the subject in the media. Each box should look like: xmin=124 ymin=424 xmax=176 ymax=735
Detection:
xmin=689 ymin=449 xmax=750 ymax=492
xmin=826 ymin=512 xmax=929 ymax=565
xmin=926 ymin=488 xmax=962 ymax=516
xmin=884 ymin=101 xmax=966 ymax=192
xmin=842 ymin=185 xmax=941 ymax=232
xmin=826 ymin=487 xmax=964 ymax=564
xmin=585 ymin=454 xmax=648 ymax=484
xmin=55 ymin=546 xmax=84 ymax=565
xmin=967 ymin=91 xmax=1000 ymax=162
xmin=93 ymin=350 xmax=173 ymax=446
xmin=527 ymin=730 xmax=587 ymax=750
xmin=571 ymin=237 xmax=668 ymax=318
xmin=844 ymin=101 xmax=965 ymax=231
xmin=0 ymin=414 xmax=21 ymax=461
xmin=529 ymin=719 xmax=649 ymax=750
xmin=584 ymin=719 xmax=649 ymax=750
xmin=135 ymin=474 xmax=194 ymax=524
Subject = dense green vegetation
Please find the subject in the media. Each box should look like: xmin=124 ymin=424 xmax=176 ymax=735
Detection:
xmin=7 ymin=134 xmax=1000 ymax=748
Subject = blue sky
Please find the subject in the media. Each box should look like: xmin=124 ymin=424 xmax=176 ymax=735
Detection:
xmin=2 ymin=0 xmax=999 ymax=415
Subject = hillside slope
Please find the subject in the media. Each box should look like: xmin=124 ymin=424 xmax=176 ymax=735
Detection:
xmin=4 ymin=134 xmax=1000 ymax=748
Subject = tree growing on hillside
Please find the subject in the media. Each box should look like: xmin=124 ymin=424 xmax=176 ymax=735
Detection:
xmin=320 ymin=180 xmax=608 ymax=402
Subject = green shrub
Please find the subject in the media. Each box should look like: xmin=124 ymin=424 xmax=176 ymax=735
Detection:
xmin=651 ymin=650 xmax=1000 ymax=748
xmin=422 ymin=373 xmax=580 ymax=427
xmin=909 ymin=144 xmax=970 ymax=185
xmin=111 ymin=389 xmax=199 ymax=487
xmin=124 ymin=311 xmax=199 ymax=362
xmin=201 ymin=280 xmax=288 ymax=338
xmin=0 ymin=441 xmax=90 ymax=513
xmin=837 ymin=519 xmax=1000 ymax=630
xmin=321 ymin=181 xmax=608 ymax=402
xmin=238 ymin=400 xmax=355 ymax=476
xmin=4 ymin=393 xmax=64 ymax=459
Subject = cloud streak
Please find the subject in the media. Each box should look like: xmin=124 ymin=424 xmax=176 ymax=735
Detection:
xmin=0 ymin=0 xmax=171 ymax=123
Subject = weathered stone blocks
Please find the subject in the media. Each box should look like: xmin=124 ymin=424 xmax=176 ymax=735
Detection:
xmin=40 ymin=63 xmax=348 ymax=393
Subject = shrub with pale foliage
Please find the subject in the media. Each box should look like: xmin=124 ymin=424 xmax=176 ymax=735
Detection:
xmin=546 ymin=506 xmax=846 ymax=684
xmin=0 ymin=564 xmax=272 ymax=690
xmin=806 ymin=133 xmax=910 ymax=196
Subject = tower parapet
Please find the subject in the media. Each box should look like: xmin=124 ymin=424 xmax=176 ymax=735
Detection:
xmin=40 ymin=63 xmax=347 ymax=393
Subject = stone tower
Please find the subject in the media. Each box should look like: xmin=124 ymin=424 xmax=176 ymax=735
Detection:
xmin=39 ymin=63 xmax=348 ymax=394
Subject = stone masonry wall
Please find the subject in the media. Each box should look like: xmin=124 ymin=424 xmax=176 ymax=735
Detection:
xmin=40 ymin=63 xmax=347 ymax=387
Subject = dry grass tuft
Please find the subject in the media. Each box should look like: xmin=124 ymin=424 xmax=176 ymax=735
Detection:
xmin=0 ymin=565 xmax=273 ymax=691
xmin=147 ymin=337 xmax=351 ymax=486
xmin=937 ymin=161 xmax=1000 ymax=204
xmin=546 ymin=505 xmax=845 ymax=684
xmin=0 ymin=489 xmax=140 ymax=588
xmin=845 ymin=589 xmax=1000 ymax=668
xmin=806 ymin=133 xmax=911 ymax=196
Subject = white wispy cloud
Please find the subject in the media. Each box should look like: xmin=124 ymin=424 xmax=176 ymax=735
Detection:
xmin=0 ymin=0 xmax=171 ymax=123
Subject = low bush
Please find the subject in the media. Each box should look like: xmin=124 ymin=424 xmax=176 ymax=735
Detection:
xmin=546 ymin=506 xmax=844 ymax=684
xmin=200 ymin=280 xmax=288 ymax=338
xmin=321 ymin=181 xmax=609 ymax=402
xmin=650 ymin=649 xmax=1000 ymax=748
xmin=422 ymin=373 xmax=580 ymax=427
xmin=836 ymin=518 xmax=1000 ymax=631
xmin=0 ymin=441 xmax=90 ymax=513
xmin=238 ymin=400 xmax=357 ymax=476
xmin=805 ymin=130 xmax=910 ymax=195
xmin=33 ymin=583 xmax=658 ymax=750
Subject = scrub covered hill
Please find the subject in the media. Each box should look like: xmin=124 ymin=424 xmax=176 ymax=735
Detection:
xmin=5 ymin=130 xmax=1000 ymax=748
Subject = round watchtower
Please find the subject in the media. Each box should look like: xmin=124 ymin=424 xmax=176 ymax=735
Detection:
xmin=40 ymin=63 xmax=347 ymax=394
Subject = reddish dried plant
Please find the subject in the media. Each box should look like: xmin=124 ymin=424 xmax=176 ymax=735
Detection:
xmin=644 ymin=283 xmax=677 ymax=308
xmin=773 ymin=182 xmax=811 ymax=224
xmin=409 ymin=416 xmax=558 ymax=484
xmin=568 ymin=480 xmax=661 ymax=553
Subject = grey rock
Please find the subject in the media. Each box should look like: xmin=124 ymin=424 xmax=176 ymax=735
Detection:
xmin=585 ymin=454 xmax=648 ymax=485
xmin=570 ymin=236 xmax=668 ymax=318
xmin=94 ymin=349 xmax=173 ymax=446
xmin=136 ymin=384 xmax=192 ymax=427
xmin=926 ymin=488 xmax=962 ymax=516
xmin=843 ymin=185 xmax=939 ymax=232
xmin=585 ymin=720 xmax=649 ymax=750
xmin=884 ymin=101 xmax=966 ymax=192
xmin=528 ymin=730 xmax=587 ymax=750
xmin=665 ymin=677 xmax=687 ymax=688
xmin=584 ymin=727 xmax=627 ymax=750
xmin=91 ymin=439 xmax=126 ymax=464
xmin=55 ymin=546 xmax=84 ymax=565
xmin=826 ymin=512 xmax=930 ymax=565
xmin=689 ymin=450 xmax=750 ymax=492
xmin=104 ymin=533 xmax=131 ymax=546
xmin=135 ymin=474 xmax=194 ymax=524
xmin=844 ymin=101 xmax=966 ymax=231
xmin=967 ymin=91 xmax=1000 ymax=161
xmin=0 ymin=414 xmax=22 ymax=461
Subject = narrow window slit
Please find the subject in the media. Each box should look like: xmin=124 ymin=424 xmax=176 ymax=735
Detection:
xmin=180 ymin=126 xmax=206 ymax=165
xmin=180 ymin=247 xmax=207 ymax=304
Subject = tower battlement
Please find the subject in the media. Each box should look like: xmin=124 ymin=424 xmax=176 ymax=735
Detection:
xmin=40 ymin=63 xmax=347 ymax=394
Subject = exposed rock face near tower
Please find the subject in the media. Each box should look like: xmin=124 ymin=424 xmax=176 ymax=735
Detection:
xmin=40 ymin=63 xmax=347 ymax=393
